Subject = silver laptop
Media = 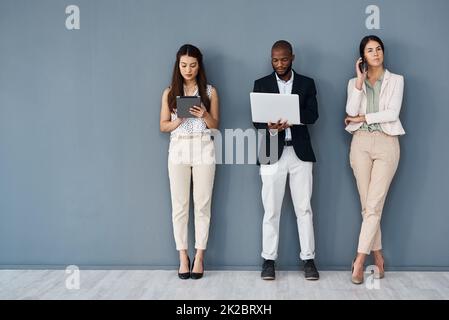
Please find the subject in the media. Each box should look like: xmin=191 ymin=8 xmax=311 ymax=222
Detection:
xmin=250 ymin=92 xmax=301 ymax=125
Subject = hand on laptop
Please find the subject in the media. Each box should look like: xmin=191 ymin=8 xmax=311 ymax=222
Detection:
xmin=268 ymin=119 xmax=290 ymax=132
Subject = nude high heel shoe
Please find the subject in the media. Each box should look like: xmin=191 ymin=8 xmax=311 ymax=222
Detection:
xmin=351 ymin=258 xmax=364 ymax=285
xmin=374 ymin=257 xmax=385 ymax=279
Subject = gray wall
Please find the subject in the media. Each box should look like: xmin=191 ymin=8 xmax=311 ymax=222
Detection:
xmin=1 ymin=0 xmax=448 ymax=270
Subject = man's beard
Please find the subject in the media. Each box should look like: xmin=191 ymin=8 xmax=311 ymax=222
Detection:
xmin=274 ymin=64 xmax=292 ymax=77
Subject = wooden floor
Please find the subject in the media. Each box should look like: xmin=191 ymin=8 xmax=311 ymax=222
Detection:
xmin=1 ymin=270 xmax=448 ymax=300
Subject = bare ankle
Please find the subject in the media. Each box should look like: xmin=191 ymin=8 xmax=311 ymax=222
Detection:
xmin=179 ymin=251 xmax=189 ymax=261
xmin=195 ymin=250 xmax=205 ymax=261
xmin=373 ymin=251 xmax=384 ymax=260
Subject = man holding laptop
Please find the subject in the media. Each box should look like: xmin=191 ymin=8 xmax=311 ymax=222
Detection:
xmin=252 ymin=40 xmax=319 ymax=281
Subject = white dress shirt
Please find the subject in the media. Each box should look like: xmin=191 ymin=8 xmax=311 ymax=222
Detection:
xmin=275 ymin=71 xmax=294 ymax=141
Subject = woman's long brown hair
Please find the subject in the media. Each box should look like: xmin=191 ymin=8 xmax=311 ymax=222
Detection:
xmin=167 ymin=44 xmax=210 ymax=113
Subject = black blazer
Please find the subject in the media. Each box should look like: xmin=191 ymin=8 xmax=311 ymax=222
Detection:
xmin=253 ymin=71 xmax=318 ymax=165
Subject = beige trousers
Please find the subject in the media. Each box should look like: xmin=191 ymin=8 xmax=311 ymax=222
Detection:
xmin=349 ymin=130 xmax=400 ymax=254
xmin=168 ymin=134 xmax=215 ymax=250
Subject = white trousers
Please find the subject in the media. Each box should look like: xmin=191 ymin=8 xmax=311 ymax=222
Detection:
xmin=260 ymin=146 xmax=315 ymax=261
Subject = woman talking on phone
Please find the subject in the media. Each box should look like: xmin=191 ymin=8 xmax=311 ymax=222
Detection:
xmin=344 ymin=35 xmax=405 ymax=284
xmin=160 ymin=44 xmax=219 ymax=280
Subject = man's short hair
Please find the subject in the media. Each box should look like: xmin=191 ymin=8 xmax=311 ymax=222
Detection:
xmin=272 ymin=40 xmax=293 ymax=55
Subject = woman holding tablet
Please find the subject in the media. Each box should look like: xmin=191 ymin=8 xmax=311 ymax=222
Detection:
xmin=160 ymin=44 xmax=219 ymax=280
xmin=344 ymin=35 xmax=405 ymax=284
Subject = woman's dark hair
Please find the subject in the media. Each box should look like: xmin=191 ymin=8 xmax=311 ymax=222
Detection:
xmin=359 ymin=35 xmax=385 ymax=59
xmin=167 ymin=44 xmax=210 ymax=113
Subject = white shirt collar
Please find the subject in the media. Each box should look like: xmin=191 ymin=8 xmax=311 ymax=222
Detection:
xmin=275 ymin=70 xmax=294 ymax=84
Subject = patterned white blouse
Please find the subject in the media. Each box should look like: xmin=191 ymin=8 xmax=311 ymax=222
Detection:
xmin=171 ymin=85 xmax=212 ymax=137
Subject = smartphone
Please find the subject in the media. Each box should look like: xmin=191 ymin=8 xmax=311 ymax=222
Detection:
xmin=359 ymin=57 xmax=367 ymax=73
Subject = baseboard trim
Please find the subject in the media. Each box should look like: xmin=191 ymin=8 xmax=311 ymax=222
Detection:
xmin=1 ymin=265 xmax=449 ymax=271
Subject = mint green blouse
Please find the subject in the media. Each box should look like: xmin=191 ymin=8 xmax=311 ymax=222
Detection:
xmin=359 ymin=73 xmax=384 ymax=132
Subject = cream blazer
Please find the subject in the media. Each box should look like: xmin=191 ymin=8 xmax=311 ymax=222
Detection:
xmin=345 ymin=69 xmax=405 ymax=136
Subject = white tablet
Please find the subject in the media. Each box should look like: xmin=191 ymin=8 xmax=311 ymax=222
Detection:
xmin=250 ymin=92 xmax=301 ymax=125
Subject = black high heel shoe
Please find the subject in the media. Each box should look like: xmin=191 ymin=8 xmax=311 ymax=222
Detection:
xmin=178 ymin=256 xmax=190 ymax=280
xmin=190 ymin=257 xmax=204 ymax=280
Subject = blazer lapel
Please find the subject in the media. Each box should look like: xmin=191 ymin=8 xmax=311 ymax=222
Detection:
xmin=269 ymin=72 xmax=280 ymax=93
xmin=291 ymin=70 xmax=303 ymax=96
xmin=380 ymin=69 xmax=391 ymax=96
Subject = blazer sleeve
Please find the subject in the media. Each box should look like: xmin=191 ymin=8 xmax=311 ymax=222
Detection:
xmin=252 ymin=80 xmax=268 ymax=130
xmin=365 ymin=75 xmax=404 ymax=124
xmin=346 ymin=78 xmax=363 ymax=117
xmin=300 ymin=79 xmax=319 ymax=125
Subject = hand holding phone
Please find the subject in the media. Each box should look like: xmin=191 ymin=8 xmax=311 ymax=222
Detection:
xmin=357 ymin=57 xmax=367 ymax=75
xmin=358 ymin=57 xmax=367 ymax=73
xmin=355 ymin=57 xmax=367 ymax=90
